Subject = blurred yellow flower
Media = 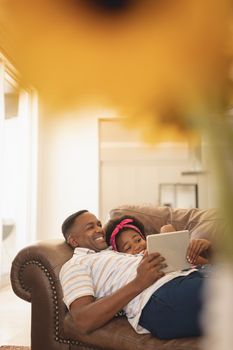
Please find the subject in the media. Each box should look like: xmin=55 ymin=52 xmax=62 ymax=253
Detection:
xmin=0 ymin=0 xmax=232 ymax=139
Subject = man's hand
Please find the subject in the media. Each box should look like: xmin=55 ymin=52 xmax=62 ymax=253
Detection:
xmin=187 ymin=239 xmax=211 ymax=264
xmin=135 ymin=252 xmax=167 ymax=289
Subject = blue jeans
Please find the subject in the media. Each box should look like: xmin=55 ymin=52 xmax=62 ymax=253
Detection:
xmin=139 ymin=271 xmax=204 ymax=339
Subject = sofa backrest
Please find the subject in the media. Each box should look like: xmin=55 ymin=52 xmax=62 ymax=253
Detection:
xmin=109 ymin=205 xmax=223 ymax=241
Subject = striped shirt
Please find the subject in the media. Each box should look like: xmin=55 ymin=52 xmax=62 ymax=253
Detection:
xmin=60 ymin=247 xmax=196 ymax=334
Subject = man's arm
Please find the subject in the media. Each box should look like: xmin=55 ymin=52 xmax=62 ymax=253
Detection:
xmin=70 ymin=252 xmax=166 ymax=334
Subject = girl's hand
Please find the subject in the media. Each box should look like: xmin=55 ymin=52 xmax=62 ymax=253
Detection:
xmin=160 ymin=224 xmax=176 ymax=233
xmin=187 ymin=239 xmax=211 ymax=264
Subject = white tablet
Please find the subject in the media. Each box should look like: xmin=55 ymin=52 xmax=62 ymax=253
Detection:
xmin=146 ymin=230 xmax=191 ymax=273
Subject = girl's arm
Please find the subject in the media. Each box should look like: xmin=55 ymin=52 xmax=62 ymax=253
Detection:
xmin=187 ymin=238 xmax=212 ymax=265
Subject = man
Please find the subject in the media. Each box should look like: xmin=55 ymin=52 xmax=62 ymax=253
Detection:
xmin=60 ymin=210 xmax=204 ymax=339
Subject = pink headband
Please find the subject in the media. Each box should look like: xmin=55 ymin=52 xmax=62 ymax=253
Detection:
xmin=110 ymin=218 xmax=143 ymax=251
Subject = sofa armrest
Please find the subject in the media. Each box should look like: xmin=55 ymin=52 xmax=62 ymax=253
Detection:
xmin=10 ymin=239 xmax=74 ymax=350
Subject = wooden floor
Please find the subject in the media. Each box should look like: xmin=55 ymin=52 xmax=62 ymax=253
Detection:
xmin=0 ymin=283 xmax=30 ymax=346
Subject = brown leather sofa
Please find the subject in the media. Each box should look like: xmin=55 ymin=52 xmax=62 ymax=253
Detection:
xmin=10 ymin=205 xmax=222 ymax=350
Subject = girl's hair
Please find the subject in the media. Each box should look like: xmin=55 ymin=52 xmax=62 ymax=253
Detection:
xmin=105 ymin=215 xmax=146 ymax=250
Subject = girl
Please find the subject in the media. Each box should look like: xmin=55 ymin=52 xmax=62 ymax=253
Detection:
xmin=105 ymin=215 xmax=212 ymax=265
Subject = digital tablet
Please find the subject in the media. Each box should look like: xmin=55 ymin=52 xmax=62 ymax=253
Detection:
xmin=146 ymin=230 xmax=191 ymax=273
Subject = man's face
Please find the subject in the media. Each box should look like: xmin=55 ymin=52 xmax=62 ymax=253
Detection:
xmin=68 ymin=212 xmax=107 ymax=252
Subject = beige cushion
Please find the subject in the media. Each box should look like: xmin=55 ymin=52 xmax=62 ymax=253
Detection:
xmin=109 ymin=205 xmax=223 ymax=241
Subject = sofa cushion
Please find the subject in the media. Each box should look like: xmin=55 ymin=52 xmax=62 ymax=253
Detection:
xmin=63 ymin=312 xmax=202 ymax=350
xmin=109 ymin=205 xmax=223 ymax=241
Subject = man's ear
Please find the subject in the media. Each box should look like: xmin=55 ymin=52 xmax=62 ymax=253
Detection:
xmin=67 ymin=234 xmax=79 ymax=248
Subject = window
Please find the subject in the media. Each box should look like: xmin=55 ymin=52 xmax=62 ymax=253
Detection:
xmin=0 ymin=53 xmax=38 ymax=287
xmin=4 ymin=73 xmax=20 ymax=119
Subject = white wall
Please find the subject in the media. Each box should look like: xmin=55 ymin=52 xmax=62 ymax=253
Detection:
xmin=37 ymin=107 xmax=117 ymax=240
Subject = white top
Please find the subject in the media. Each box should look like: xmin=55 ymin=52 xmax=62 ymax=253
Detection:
xmin=60 ymin=247 xmax=196 ymax=334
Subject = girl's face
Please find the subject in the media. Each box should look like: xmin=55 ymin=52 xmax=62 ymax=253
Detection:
xmin=116 ymin=229 xmax=146 ymax=255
